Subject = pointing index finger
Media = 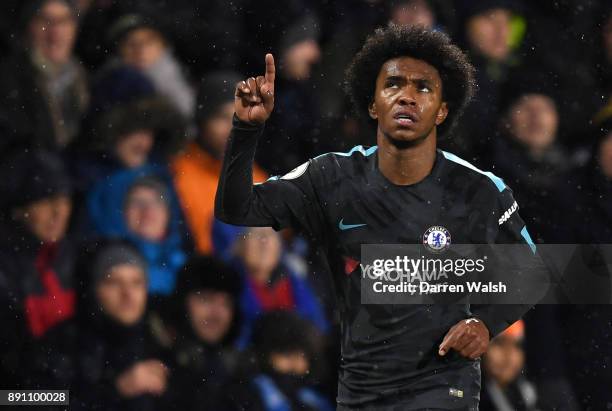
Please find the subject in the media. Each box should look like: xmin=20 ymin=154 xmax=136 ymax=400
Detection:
xmin=438 ymin=335 xmax=452 ymax=356
xmin=439 ymin=326 xmax=461 ymax=356
xmin=265 ymin=53 xmax=275 ymax=84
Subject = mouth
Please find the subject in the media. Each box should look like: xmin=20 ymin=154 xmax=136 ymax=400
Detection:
xmin=392 ymin=110 xmax=419 ymax=128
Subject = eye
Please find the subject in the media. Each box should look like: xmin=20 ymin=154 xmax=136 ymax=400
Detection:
xmin=418 ymin=84 xmax=431 ymax=93
xmin=385 ymin=80 xmax=399 ymax=89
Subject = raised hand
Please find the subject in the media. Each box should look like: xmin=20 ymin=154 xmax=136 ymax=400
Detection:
xmin=234 ymin=53 xmax=275 ymax=124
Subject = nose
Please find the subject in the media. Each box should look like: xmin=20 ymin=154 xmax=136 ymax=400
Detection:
xmin=397 ymin=88 xmax=417 ymax=106
xmin=50 ymin=204 xmax=63 ymax=219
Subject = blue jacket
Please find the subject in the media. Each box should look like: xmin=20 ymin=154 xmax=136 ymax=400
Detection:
xmin=86 ymin=164 xmax=187 ymax=295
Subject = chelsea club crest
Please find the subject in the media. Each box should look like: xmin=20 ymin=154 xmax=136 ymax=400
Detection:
xmin=422 ymin=226 xmax=451 ymax=253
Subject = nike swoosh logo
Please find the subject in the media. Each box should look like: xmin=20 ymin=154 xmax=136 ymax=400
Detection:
xmin=339 ymin=218 xmax=367 ymax=231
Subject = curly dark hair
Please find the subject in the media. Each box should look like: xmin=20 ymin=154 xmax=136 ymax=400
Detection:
xmin=344 ymin=24 xmax=477 ymax=137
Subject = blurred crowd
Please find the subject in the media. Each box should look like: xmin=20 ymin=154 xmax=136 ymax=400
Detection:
xmin=0 ymin=0 xmax=611 ymax=410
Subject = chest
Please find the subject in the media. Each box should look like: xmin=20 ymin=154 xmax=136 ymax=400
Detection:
xmin=321 ymin=178 xmax=492 ymax=258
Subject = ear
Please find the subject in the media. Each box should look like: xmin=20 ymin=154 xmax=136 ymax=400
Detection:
xmin=435 ymin=102 xmax=449 ymax=125
xmin=368 ymin=101 xmax=378 ymax=120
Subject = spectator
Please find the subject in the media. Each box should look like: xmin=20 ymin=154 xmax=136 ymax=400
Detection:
xmin=87 ymin=174 xmax=188 ymax=298
xmin=490 ymin=71 xmax=569 ymax=243
xmin=446 ymin=0 xmax=523 ymax=161
xmin=480 ymin=320 xmax=539 ymax=411
xmin=462 ymin=1 xmax=516 ymax=62
xmin=45 ymin=240 xmax=172 ymax=410
xmin=0 ymin=149 xmax=75 ymax=387
xmin=74 ymin=1 xmax=244 ymax=76
xmin=520 ymin=1 xmax=604 ymax=143
xmin=0 ymin=0 xmax=88 ymax=151
xmin=222 ymin=311 xmax=333 ymax=411
xmin=215 ymin=224 xmax=329 ymax=346
xmin=108 ymin=14 xmax=195 ymax=120
xmin=69 ymin=65 xmax=185 ymax=193
xmin=389 ymin=0 xmax=436 ymax=29
xmin=492 ymin=86 xmax=580 ymax=411
xmin=172 ymin=71 xmax=268 ymax=254
xmin=166 ymin=255 xmax=243 ymax=411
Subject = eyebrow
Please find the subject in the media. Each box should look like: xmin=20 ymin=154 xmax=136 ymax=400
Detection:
xmin=385 ymin=75 xmax=434 ymax=85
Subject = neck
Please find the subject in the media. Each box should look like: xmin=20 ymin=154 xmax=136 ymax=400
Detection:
xmin=376 ymin=127 xmax=437 ymax=185
xmin=251 ymin=268 xmax=273 ymax=285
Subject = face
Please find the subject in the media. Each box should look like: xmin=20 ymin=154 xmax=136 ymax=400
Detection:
xmin=29 ymin=0 xmax=77 ymax=65
xmin=282 ymin=39 xmax=321 ymax=80
xmin=466 ymin=8 xmax=512 ymax=61
xmin=369 ymin=56 xmax=448 ymax=144
xmin=187 ymin=290 xmax=234 ymax=344
xmin=598 ymin=133 xmax=612 ymax=179
xmin=270 ymin=351 xmax=310 ymax=376
xmin=16 ymin=194 xmax=72 ymax=243
xmin=200 ymin=102 xmax=235 ymax=157
xmin=96 ymin=263 xmax=147 ymax=326
xmin=124 ymin=186 xmax=169 ymax=241
xmin=507 ymin=94 xmax=558 ymax=153
xmin=115 ymin=130 xmax=154 ymax=168
xmin=484 ymin=338 xmax=524 ymax=386
xmin=119 ymin=28 xmax=165 ymax=70
xmin=390 ymin=0 xmax=435 ymax=29
xmin=238 ymin=227 xmax=281 ymax=283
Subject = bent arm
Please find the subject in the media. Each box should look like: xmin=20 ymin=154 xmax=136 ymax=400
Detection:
xmin=471 ymin=188 xmax=541 ymax=337
xmin=215 ymin=115 xmax=326 ymax=239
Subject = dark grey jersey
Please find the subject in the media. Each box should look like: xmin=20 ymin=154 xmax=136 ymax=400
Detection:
xmin=216 ymin=116 xmax=537 ymax=408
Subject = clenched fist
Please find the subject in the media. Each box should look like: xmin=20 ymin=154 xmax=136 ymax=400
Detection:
xmin=438 ymin=317 xmax=490 ymax=360
xmin=115 ymin=359 xmax=169 ymax=398
xmin=234 ymin=53 xmax=275 ymax=124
